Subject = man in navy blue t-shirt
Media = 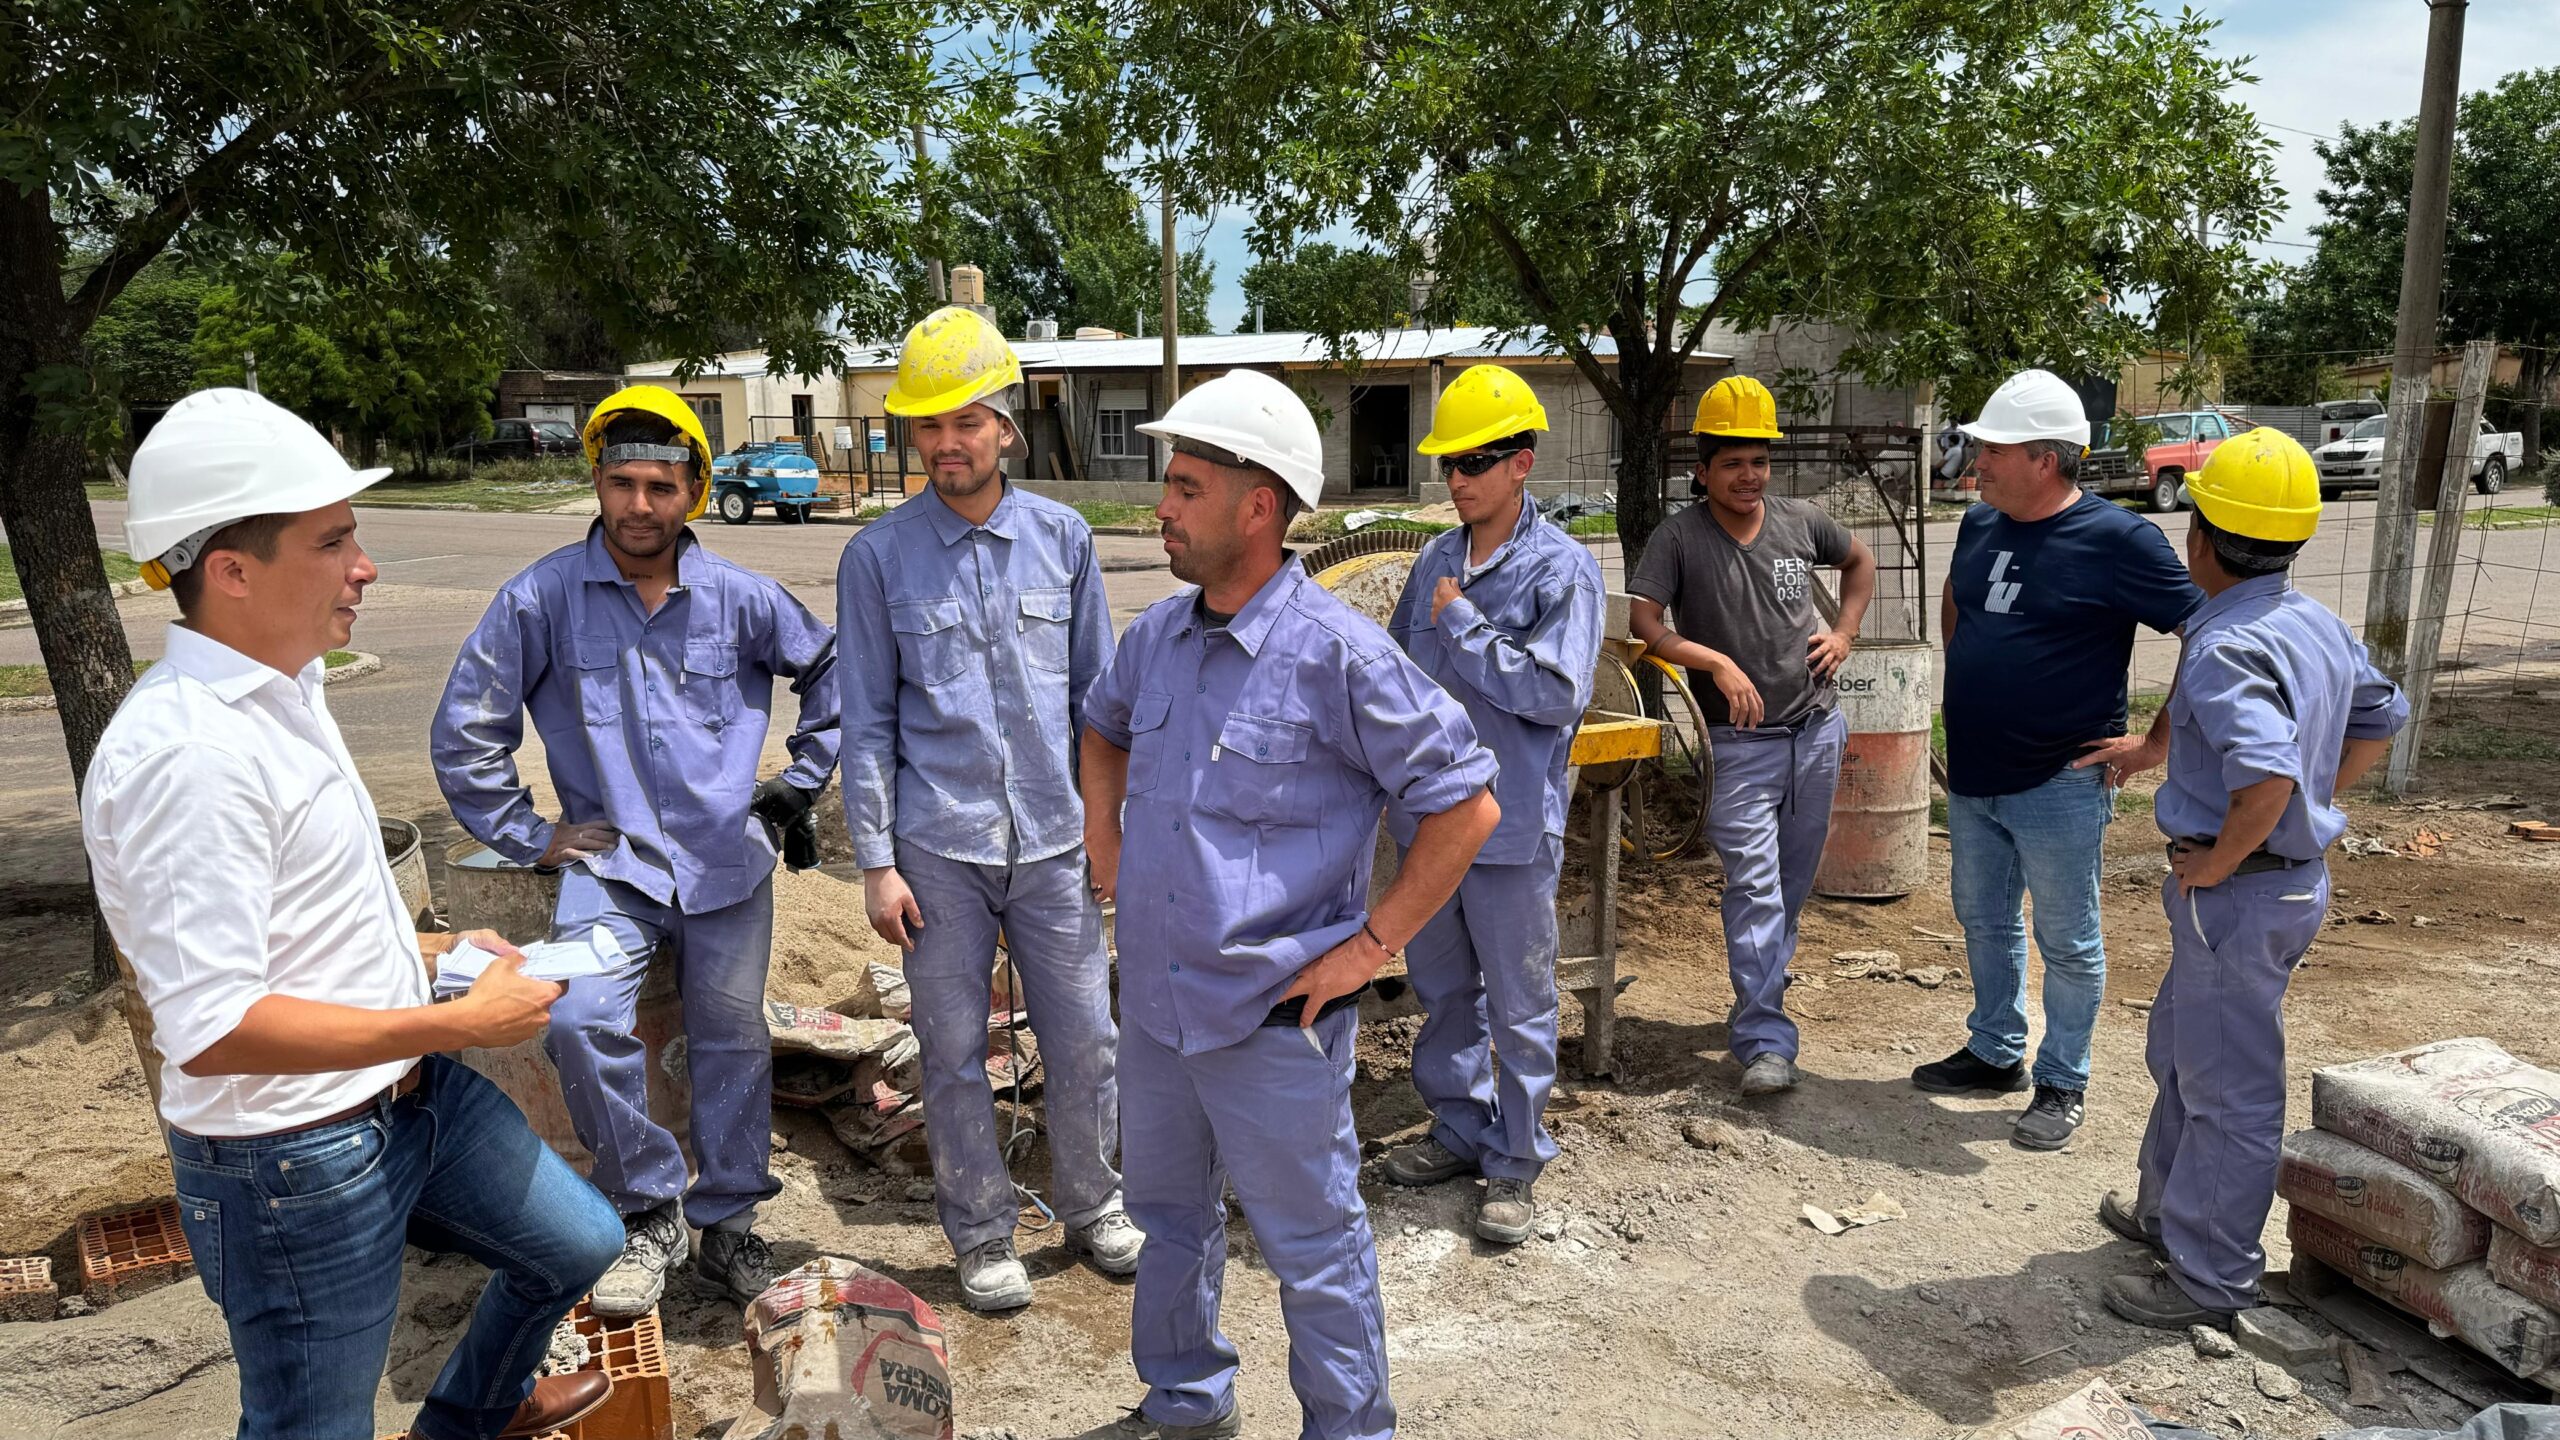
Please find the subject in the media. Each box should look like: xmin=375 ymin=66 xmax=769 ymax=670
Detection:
xmin=1912 ymin=369 xmax=2202 ymax=1152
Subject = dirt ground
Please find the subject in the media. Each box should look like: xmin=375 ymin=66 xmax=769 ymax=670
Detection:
xmin=5 ymin=686 xmax=2560 ymax=1439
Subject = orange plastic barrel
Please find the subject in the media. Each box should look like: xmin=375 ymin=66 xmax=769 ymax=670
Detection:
xmin=1816 ymin=640 xmax=1933 ymax=899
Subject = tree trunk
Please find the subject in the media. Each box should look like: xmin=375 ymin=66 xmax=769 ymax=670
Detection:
xmin=0 ymin=182 xmax=141 ymax=988
xmin=1608 ymin=330 xmax=1684 ymax=577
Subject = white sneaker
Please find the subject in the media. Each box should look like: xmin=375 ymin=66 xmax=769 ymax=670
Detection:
xmin=1066 ymin=1211 xmax=1146 ymax=1276
xmin=958 ymin=1237 xmax=1033 ymax=1312
xmin=591 ymin=1202 xmax=686 ymax=1319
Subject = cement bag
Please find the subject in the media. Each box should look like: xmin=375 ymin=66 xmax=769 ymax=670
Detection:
xmin=2311 ymin=1038 xmax=2560 ymax=1246
xmin=765 ymin=1000 xmax=915 ymax=1064
xmin=2280 ymin=1128 xmax=2493 ymax=1267
xmin=724 ymin=1257 xmax=952 ymax=1440
xmin=1965 ymin=1377 xmax=2148 ymax=1440
xmin=2491 ymin=1227 xmax=2560 ymax=1313
xmin=2289 ymin=1210 xmax=2560 ymax=1378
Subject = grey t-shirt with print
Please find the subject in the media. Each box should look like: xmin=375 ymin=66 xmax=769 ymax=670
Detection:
xmin=1628 ymin=497 xmax=1854 ymax=727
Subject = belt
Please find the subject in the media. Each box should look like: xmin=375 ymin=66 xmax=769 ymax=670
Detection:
xmin=2168 ymin=839 xmax=2312 ymax=876
xmin=210 ymin=1065 xmax=423 ymax=1142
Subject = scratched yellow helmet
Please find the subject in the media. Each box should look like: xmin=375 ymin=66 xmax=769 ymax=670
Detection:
xmin=885 ymin=306 xmax=1022 ymax=418
xmin=1418 ymin=364 xmax=1550 ymax=455
xmin=1692 ymin=375 xmax=1784 ymax=440
xmin=2188 ymin=426 xmax=2323 ymax=543
xmin=582 ymin=385 xmax=715 ymax=522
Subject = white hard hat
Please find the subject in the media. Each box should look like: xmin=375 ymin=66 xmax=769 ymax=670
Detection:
xmin=126 ymin=389 xmax=390 ymax=583
xmin=1960 ymin=368 xmax=2091 ymax=448
xmin=1137 ymin=369 xmax=1326 ymax=511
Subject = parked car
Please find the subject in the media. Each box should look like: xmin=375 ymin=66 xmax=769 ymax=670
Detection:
xmin=2081 ymin=410 xmax=2232 ymax=513
xmin=708 ymin=442 xmax=824 ymax=524
xmin=2313 ymin=415 xmax=2520 ymax=498
xmin=445 ymin=417 xmax=581 ymax=464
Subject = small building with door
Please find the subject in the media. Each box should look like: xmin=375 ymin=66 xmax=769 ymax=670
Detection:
xmin=492 ymin=369 xmax=628 ymax=431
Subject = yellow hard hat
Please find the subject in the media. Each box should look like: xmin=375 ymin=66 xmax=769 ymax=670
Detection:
xmin=1418 ymin=364 xmax=1550 ymax=455
xmin=884 ymin=306 xmax=1022 ymax=418
xmin=1693 ymin=376 xmax=1784 ymax=439
xmin=2187 ymin=426 xmax=2322 ymax=543
xmin=583 ymin=384 xmax=715 ymax=522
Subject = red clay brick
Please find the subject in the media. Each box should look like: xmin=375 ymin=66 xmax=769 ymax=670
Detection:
xmin=563 ymin=1302 xmax=672 ymax=1440
xmin=0 ymin=1256 xmax=55 ymax=1323
xmin=77 ymin=1200 xmax=193 ymax=1306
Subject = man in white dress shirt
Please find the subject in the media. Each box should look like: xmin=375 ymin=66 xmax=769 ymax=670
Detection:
xmin=79 ymin=389 xmax=626 ymax=1440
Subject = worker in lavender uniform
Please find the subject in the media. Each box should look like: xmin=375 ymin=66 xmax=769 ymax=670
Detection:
xmin=1377 ymin=364 xmax=1603 ymax=1248
xmin=836 ymin=306 xmax=1139 ymax=1313
xmin=1076 ymin=369 xmax=1500 ymax=1440
xmin=433 ymin=384 xmax=841 ymax=1317
xmin=2088 ymin=429 xmax=2407 ymax=1331
xmin=1630 ymin=376 xmax=1876 ymax=1096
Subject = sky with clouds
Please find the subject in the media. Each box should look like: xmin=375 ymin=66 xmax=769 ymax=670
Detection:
xmin=1171 ymin=1 xmax=2560 ymax=334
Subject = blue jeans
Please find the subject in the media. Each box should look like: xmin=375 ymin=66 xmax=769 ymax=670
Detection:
xmin=168 ymin=1055 xmax=624 ymax=1440
xmin=1947 ymin=764 xmax=2114 ymax=1091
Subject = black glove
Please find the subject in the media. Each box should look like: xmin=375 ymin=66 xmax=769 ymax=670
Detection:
xmin=751 ymin=777 xmax=821 ymax=872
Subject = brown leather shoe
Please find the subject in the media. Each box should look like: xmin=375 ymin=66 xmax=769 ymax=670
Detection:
xmin=500 ymin=1372 xmax=613 ymax=1437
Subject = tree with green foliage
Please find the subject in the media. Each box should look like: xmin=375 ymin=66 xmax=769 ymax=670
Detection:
xmin=3 ymin=0 xmax=944 ymax=980
xmin=906 ymin=127 xmax=1214 ymax=337
xmin=1239 ymin=242 xmax=1412 ymax=333
xmin=1041 ymin=0 xmax=2276 ymax=563
xmin=83 ymin=259 xmax=214 ymax=423
xmin=192 ymin=259 xmax=507 ymax=468
xmin=2225 ymin=68 xmax=2560 ymax=464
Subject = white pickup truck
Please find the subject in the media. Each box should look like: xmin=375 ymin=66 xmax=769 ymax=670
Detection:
xmin=2313 ymin=414 xmax=2522 ymax=498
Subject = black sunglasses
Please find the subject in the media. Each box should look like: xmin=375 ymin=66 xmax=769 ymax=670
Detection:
xmin=1436 ymin=446 xmax=1526 ymax=479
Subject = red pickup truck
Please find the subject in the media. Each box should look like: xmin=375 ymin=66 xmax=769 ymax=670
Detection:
xmin=2081 ymin=409 xmax=2233 ymax=513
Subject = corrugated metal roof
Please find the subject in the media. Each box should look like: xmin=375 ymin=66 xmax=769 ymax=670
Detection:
xmin=627 ymin=326 xmax=1729 ymax=381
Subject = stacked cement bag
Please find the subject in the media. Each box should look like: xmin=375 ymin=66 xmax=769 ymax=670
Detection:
xmin=2283 ymin=1038 xmax=2560 ymax=1389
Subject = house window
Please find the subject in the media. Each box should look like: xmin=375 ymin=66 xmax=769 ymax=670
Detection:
xmin=1095 ymin=387 xmax=1148 ymax=459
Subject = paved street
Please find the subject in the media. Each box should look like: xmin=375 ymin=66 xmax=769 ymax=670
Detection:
xmin=6 ymin=492 xmax=2558 ymax=892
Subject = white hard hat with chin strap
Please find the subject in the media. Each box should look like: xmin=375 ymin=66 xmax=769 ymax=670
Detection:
xmin=1136 ymin=369 xmax=1326 ymax=511
xmin=127 ymin=388 xmax=391 ymax=589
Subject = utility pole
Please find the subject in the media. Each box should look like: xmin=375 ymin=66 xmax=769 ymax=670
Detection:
xmin=2365 ymin=0 xmax=2468 ymax=679
xmin=1160 ymin=176 xmax=1180 ymax=408
xmin=911 ymin=39 xmax=944 ymax=305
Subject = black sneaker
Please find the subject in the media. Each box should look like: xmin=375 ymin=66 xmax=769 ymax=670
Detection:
xmin=1910 ymin=1046 xmax=2030 ymax=1095
xmin=2012 ymin=1085 xmax=2087 ymax=1150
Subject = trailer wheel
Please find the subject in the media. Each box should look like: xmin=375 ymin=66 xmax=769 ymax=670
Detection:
xmin=2477 ymin=454 xmax=2507 ymax=496
xmin=2148 ymin=470 xmax=2184 ymax=514
xmin=717 ymin=490 xmax=753 ymax=524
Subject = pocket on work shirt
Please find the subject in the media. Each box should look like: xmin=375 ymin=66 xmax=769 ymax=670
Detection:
xmin=1199 ymin=714 xmax=1315 ymax=828
xmin=680 ymin=639 xmax=740 ymax=728
xmin=1125 ymin=692 xmax=1173 ymax=796
xmin=570 ymin=633 xmax=623 ymax=723
xmin=1019 ymin=586 xmax=1074 ymax=674
xmin=889 ymin=596 xmax=969 ymax=686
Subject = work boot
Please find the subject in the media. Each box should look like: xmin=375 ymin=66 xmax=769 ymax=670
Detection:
xmin=398 ymin=1371 xmax=615 ymax=1439
xmin=2103 ymin=1271 xmax=2239 ymax=1332
xmin=2012 ymin=1085 xmax=2087 ymax=1151
xmin=1738 ymin=1054 xmax=1801 ymax=1096
xmin=692 ymin=1222 xmax=777 ymax=1307
xmin=1078 ymin=1403 xmax=1243 ymax=1439
xmin=958 ymin=1236 xmax=1034 ymax=1312
xmin=590 ymin=1201 xmax=686 ymax=1319
xmin=2097 ymin=1189 xmax=2165 ymax=1255
xmin=1382 ymin=1135 xmax=1475 ymax=1187
xmin=1910 ymin=1045 xmax=2030 ymax=1096
xmin=1476 ymin=1177 xmax=1536 ymax=1246
xmin=1065 ymin=1210 xmax=1146 ymax=1276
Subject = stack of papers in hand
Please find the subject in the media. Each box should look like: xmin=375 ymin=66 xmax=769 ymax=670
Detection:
xmin=433 ymin=924 xmax=626 ymax=998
